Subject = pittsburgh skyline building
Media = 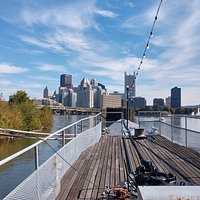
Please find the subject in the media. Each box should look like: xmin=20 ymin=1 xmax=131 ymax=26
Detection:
xmin=43 ymin=86 xmax=49 ymax=98
xmin=171 ymin=87 xmax=181 ymax=109
xmin=124 ymin=71 xmax=136 ymax=98
xmin=60 ymin=74 xmax=73 ymax=89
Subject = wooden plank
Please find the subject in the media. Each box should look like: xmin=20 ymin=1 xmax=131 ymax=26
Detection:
xmin=141 ymin=139 xmax=200 ymax=184
xmin=90 ymin=136 xmax=108 ymax=199
xmin=104 ymin=136 xmax=113 ymax=188
xmin=56 ymin=139 xmax=99 ymax=200
xmin=96 ymin=136 xmax=111 ymax=199
xmin=78 ymin=138 xmax=102 ymax=199
xmin=115 ymin=137 xmax=120 ymax=184
xmin=118 ymin=137 xmax=126 ymax=182
xmin=85 ymin=137 xmax=106 ymax=199
xmin=110 ymin=137 xmax=116 ymax=187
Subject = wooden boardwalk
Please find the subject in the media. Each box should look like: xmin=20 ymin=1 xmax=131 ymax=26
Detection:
xmin=56 ymin=135 xmax=200 ymax=200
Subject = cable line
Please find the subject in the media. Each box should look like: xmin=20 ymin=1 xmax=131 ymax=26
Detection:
xmin=134 ymin=0 xmax=164 ymax=79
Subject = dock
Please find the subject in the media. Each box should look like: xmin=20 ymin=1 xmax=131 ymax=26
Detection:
xmin=2 ymin=113 xmax=200 ymax=200
xmin=56 ymin=135 xmax=200 ymax=199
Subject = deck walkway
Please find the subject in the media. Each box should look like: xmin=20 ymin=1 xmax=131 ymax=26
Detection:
xmin=56 ymin=135 xmax=200 ymax=200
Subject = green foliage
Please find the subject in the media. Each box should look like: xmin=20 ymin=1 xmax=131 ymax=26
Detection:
xmin=175 ymin=108 xmax=194 ymax=115
xmin=9 ymin=90 xmax=30 ymax=105
xmin=0 ymin=91 xmax=53 ymax=131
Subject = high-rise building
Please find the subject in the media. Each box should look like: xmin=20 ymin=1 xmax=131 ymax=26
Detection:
xmin=68 ymin=89 xmax=77 ymax=107
xmin=132 ymin=97 xmax=146 ymax=109
xmin=124 ymin=71 xmax=136 ymax=98
xmin=153 ymin=98 xmax=164 ymax=106
xmin=60 ymin=74 xmax=72 ymax=89
xmin=77 ymin=90 xmax=94 ymax=108
xmin=93 ymin=87 xmax=104 ymax=108
xmin=171 ymin=87 xmax=181 ymax=109
xmin=43 ymin=86 xmax=49 ymax=98
xmin=77 ymin=77 xmax=94 ymax=108
xmin=165 ymin=96 xmax=171 ymax=108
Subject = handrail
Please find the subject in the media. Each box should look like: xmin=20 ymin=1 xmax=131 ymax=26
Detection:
xmin=0 ymin=112 xmax=101 ymax=166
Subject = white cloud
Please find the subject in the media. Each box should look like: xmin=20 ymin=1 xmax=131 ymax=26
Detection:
xmin=95 ymin=9 xmax=118 ymax=18
xmin=0 ymin=80 xmax=11 ymax=86
xmin=0 ymin=63 xmax=28 ymax=74
xmin=37 ymin=64 xmax=66 ymax=72
xmin=21 ymin=1 xmax=97 ymax=30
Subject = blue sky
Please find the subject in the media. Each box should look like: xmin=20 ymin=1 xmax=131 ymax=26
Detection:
xmin=0 ymin=0 xmax=199 ymax=105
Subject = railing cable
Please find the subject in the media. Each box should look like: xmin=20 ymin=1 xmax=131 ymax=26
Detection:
xmin=131 ymin=0 xmax=164 ymax=88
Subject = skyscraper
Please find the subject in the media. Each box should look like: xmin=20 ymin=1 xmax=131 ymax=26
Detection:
xmin=60 ymin=74 xmax=72 ymax=89
xmin=153 ymin=98 xmax=164 ymax=107
xmin=43 ymin=86 xmax=49 ymax=98
xmin=124 ymin=71 xmax=136 ymax=98
xmin=171 ymin=87 xmax=181 ymax=109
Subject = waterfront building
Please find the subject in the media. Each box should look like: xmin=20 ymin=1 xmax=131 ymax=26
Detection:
xmin=43 ymin=86 xmax=49 ymax=98
xmin=68 ymin=89 xmax=77 ymax=107
xmin=132 ymin=97 xmax=146 ymax=109
xmin=124 ymin=71 xmax=136 ymax=98
xmin=61 ymin=89 xmax=69 ymax=106
xmin=165 ymin=96 xmax=171 ymax=108
xmin=77 ymin=89 xmax=94 ymax=108
xmin=171 ymin=87 xmax=181 ymax=109
xmin=93 ymin=86 xmax=104 ymax=108
xmin=77 ymin=77 xmax=94 ymax=108
xmin=153 ymin=98 xmax=164 ymax=107
xmin=60 ymin=74 xmax=73 ymax=89
xmin=101 ymin=92 xmax=121 ymax=108
xmin=110 ymin=91 xmax=125 ymax=107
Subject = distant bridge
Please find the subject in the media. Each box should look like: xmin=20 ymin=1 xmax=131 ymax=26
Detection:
xmin=182 ymin=104 xmax=200 ymax=109
xmin=32 ymin=98 xmax=100 ymax=114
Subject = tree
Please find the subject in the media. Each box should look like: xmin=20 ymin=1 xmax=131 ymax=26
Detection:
xmin=9 ymin=91 xmax=30 ymax=105
xmin=0 ymin=90 xmax=53 ymax=131
xmin=40 ymin=106 xmax=53 ymax=131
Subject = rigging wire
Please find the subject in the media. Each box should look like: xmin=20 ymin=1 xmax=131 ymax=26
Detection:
xmin=134 ymin=0 xmax=164 ymax=79
xmin=42 ymin=139 xmax=98 ymax=188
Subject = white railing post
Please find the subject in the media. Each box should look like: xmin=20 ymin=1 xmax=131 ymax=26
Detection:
xmin=74 ymin=124 xmax=77 ymax=137
xmin=80 ymin=120 xmax=83 ymax=132
xmin=159 ymin=112 xmax=162 ymax=135
xmin=185 ymin=116 xmax=188 ymax=147
xmin=35 ymin=145 xmax=39 ymax=170
xmin=62 ymin=130 xmax=65 ymax=146
xmin=171 ymin=115 xmax=173 ymax=142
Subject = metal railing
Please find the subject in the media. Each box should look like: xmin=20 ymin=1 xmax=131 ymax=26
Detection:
xmin=0 ymin=113 xmax=102 ymax=200
xmin=137 ymin=114 xmax=200 ymax=151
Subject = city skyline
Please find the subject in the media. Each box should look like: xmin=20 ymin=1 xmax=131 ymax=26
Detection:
xmin=0 ymin=0 xmax=200 ymax=105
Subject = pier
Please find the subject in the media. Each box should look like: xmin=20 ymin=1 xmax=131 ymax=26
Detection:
xmin=56 ymin=134 xmax=200 ymax=199
xmin=1 ymin=113 xmax=200 ymax=199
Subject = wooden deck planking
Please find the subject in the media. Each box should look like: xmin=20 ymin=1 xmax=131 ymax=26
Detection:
xmin=56 ymin=135 xmax=200 ymax=200
xmin=146 ymin=138 xmax=200 ymax=184
xmin=135 ymin=138 xmax=200 ymax=185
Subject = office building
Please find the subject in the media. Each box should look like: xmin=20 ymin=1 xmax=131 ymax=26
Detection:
xmin=153 ymin=98 xmax=164 ymax=107
xmin=124 ymin=71 xmax=136 ymax=98
xmin=76 ymin=77 xmax=94 ymax=108
xmin=165 ymin=96 xmax=171 ymax=108
xmin=77 ymin=89 xmax=94 ymax=108
xmin=43 ymin=86 xmax=49 ymax=98
xmin=68 ymin=89 xmax=77 ymax=107
xmin=171 ymin=87 xmax=181 ymax=109
xmin=93 ymin=87 xmax=104 ymax=108
xmin=101 ymin=93 xmax=121 ymax=108
xmin=60 ymin=74 xmax=73 ymax=89
xmin=132 ymin=97 xmax=146 ymax=109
